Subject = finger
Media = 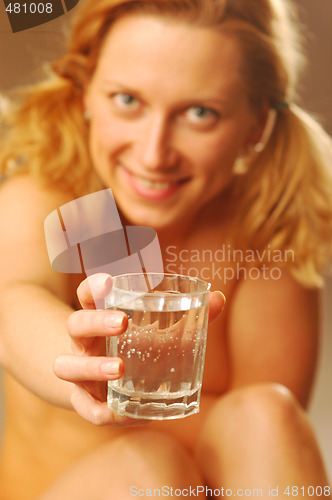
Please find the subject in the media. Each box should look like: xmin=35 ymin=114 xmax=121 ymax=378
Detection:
xmin=208 ymin=291 xmax=226 ymax=323
xmin=77 ymin=273 xmax=113 ymax=309
xmin=67 ymin=309 xmax=128 ymax=346
xmin=70 ymin=385 xmax=147 ymax=427
xmin=54 ymin=354 xmax=124 ymax=382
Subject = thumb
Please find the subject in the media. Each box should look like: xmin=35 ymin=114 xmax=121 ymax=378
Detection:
xmin=208 ymin=291 xmax=226 ymax=323
xmin=77 ymin=273 xmax=113 ymax=309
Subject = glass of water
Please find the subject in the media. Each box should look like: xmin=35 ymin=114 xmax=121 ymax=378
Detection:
xmin=105 ymin=273 xmax=211 ymax=420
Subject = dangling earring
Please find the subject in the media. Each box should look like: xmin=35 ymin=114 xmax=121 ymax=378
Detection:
xmin=232 ymin=155 xmax=249 ymax=175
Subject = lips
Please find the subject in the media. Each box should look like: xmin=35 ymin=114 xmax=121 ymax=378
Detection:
xmin=120 ymin=165 xmax=190 ymax=201
xmin=135 ymin=177 xmax=178 ymax=190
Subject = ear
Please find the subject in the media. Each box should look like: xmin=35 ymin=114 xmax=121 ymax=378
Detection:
xmin=256 ymin=108 xmax=277 ymax=152
xmin=245 ymin=104 xmax=277 ymax=154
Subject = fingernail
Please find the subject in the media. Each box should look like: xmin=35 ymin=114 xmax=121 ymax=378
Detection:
xmin=215 ymin=290 xmax=226 ymax=310
xmin=88 ymin=274 xmax=111 ymax=290
xmin=105 ymin=313 xmax=125 ymax=329
xmin=215 ymin=290 xmax=226 ymax=302
xmin=101 ymin=360 xmax=121 ymax=376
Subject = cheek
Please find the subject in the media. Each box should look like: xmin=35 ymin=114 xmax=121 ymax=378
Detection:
xmin=192 ymin=119 xmax=244 ymax=164
xmin=190 ymin=139 xmax=238 ymax=180
xmin=193 ymin=122 xmax=250 ymax=177
xmin=89 ymin=117 xmax=125 ymax=158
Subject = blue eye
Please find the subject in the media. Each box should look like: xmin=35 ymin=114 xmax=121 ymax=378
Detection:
xmin=112 ymin=92 xmax=140 ymax=111
xmin=187 ymin=106 xmax=215 ymax=121
xmin=184 ymin=106 xmax=219 ymax=127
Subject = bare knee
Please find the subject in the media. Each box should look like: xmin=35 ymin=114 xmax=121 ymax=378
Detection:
xmin=196 ymin=384 xmax=318 ymax=470
xmin=200 ymin=383 xmax=305 ymax=439
xmin=196 ymin=385 xmax=330 ymax=492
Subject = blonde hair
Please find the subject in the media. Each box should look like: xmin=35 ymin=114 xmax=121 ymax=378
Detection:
xmin=1 ymin=0 xmax=332 ymax=286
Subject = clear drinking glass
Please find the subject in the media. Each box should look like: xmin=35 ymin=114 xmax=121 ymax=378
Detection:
xmin=105 ymin=273 xmax=211 ymax=420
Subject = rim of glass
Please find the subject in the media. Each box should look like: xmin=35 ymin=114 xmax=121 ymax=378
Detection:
xmin=110 ymin=272 xmax=211 ymax=297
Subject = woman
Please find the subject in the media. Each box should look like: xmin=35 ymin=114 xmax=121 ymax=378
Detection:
xmin=0 ymin=0 xmax=331 ymax=498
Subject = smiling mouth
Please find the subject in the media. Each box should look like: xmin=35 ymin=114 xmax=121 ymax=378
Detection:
xmin=135 ymin=176 xmax=188 ymax=189
xmin=122 ymin=166 xmax=190 ymax=190
xmin=120 ymin=165 xmax=190 ymax=201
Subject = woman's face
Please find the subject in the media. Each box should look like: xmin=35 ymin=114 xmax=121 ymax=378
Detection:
xmin=84 ymin=14 xmax=261 ymax=230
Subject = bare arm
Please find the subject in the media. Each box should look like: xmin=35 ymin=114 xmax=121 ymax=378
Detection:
xmin=226 ymin=269 xmax=320 ymax=408
xmin=0 ymin=176 xmax=131 ymax=418
xmin=0 ymin=175 xmax=83 ymax=407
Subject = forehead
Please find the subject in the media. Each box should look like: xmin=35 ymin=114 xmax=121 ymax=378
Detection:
xmin=92 ymin=14 xmax=245 ymax=99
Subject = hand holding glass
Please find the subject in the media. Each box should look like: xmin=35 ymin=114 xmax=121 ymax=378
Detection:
xmin=105 ymin=273 xmax=210 ymax=420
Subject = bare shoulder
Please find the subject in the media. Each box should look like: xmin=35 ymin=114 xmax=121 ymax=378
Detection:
xmin=229 ymin=269 xmax=320 ymax=334
xmin=0 ymin=175 xmax=77 ymax=296
xmin=0 ymin=174 xmax=72 ymax=217
xmin=0 ymin=174 xmax=73 ymax=260
xmin=231 ymin=267 xmax=319 ymax=310
xmin=227 ymin=268 xmax=320 ymax=406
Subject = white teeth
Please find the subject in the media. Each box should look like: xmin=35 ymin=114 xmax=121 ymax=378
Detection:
xmin=137 ymin=177 xmax=174 ymax=189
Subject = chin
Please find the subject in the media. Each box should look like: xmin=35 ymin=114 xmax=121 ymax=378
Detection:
xmin=121 ymin=205 xmax=179 ymax=231
xmin=126 ymin=213 xmax=171 ymax=230
xmin=113 ymin=187 xmax=198 ymax=232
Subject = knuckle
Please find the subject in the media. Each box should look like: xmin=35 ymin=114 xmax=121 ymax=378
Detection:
xmin=91 ymin=405 xmax=108 ymax=426
xmin=53 ymin=356 xmax=62 ymax=377
xmin=67 ymin=309 xmax=104 ymax=339
xmin=89 ymin=310 xmax=105 ymax=331
xmin=66 ymin=310 xmax=81 ymax=334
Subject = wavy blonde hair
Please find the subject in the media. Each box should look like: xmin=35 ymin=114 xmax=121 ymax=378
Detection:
xmin=1 ymin=0 xmax=332 ymax=286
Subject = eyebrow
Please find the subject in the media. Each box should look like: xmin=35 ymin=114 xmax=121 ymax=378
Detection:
xmin=100 ymin=80 xmax=143 ymax=96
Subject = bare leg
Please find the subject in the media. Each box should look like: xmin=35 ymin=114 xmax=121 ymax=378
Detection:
xmin=196 ymin=384 xmax=331 ymax=500
xmin=38 ymin=429 xmax=206 ymax=500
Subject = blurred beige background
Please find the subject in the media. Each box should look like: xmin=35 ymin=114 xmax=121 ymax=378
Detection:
xmin=0 ymin=0 xmax=332 ymax=478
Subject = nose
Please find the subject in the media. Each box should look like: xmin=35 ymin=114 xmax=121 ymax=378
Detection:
xmin=138 ymin=113 xmax=178 ymax=170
